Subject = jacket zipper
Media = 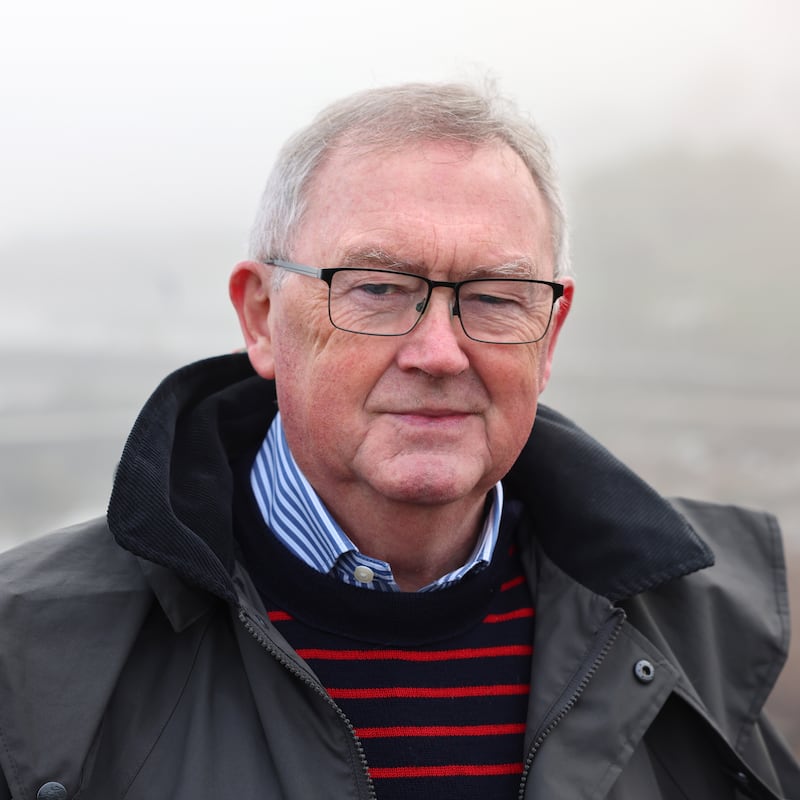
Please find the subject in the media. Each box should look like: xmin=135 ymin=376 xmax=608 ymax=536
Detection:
xmin=238 ymin=608 xmax=378 ymax=800
xmin=517 ymin=610 xmax=625 ymax=800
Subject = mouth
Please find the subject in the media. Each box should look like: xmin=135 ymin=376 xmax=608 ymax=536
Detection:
xmin=388 ymin=409 xmax=475 ymax=427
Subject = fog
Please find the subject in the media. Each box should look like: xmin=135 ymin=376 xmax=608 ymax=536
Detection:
xmin=2 ymin=0 xmax=798 ymax=244
xmin=1 ymin=0 xmax=799 ymax=747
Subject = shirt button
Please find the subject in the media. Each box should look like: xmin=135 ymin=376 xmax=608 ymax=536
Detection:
xmin=354 ymin=565 xmax=375 ymax=583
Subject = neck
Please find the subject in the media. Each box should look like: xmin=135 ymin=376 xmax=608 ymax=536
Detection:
xmin=325 ymin=491 xmax=488 ymax=592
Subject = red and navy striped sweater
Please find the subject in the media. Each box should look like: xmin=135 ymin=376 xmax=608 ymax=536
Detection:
xmin=236 ymin=488 xmax=535 ymax=799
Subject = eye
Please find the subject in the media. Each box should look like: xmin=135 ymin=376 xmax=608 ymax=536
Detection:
xmin=473 ymin=292 xmax=515 ymax=305
xmin=341 ymin=271 xmax=421 ymax=298
xmin=461 ymin=284 xmax=527 ymax=308
xmin=358 ymin=281 xmax=404 ymax=296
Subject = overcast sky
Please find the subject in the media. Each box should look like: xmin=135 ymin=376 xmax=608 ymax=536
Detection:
xmin=1 ymin=0 xmax=798 ymax=246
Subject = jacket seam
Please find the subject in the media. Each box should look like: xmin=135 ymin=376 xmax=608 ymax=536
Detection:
xmin=735 ymin=511 xmax=789 ymax=757
xmin=117 ymin=616 xmax=212 ymax=799
xmin=592 ymin=625 xmax=679 ymax=799
xmin=236 ymin=607 xmax=375 ymax=799
xmin=0 ymin=724 xmax=22 ymax=800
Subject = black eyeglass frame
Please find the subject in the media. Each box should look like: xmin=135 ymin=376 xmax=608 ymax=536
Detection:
xmin=268 ymin=259 xmax=565 ymax=345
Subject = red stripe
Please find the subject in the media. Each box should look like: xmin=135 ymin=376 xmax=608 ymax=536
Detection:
xmin=357 ymin=723 xmax=526 ymax=738
xmin=296 ymin=645 xmax=531 ymax=662
xmin=370 ymin=763 xmax=523 ymax=779
xmin=328 ymin=684 xmax=529 ymax=699
xmin=483 ymin=607 xmax=535 ymax=623
xmin=500 ymin=575 xmax=525 ymax=592
xmin=267 ymin=610 xmax=292 ymax=621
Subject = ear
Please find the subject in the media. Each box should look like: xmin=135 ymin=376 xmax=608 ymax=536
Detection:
xmin=537 ymin=277 xmax=574 ymax=393
xmin=229 ymin=260 xmax=276 ymax=379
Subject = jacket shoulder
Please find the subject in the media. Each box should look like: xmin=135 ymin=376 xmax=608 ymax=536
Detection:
xmin=0 ymin=519 xmax=156 ymax=800
xmin=0 ymin=517 xmax=151 ymax=600
xmin=670 ymin=497 xmax=786 ymax=584
xmin=627 ymin=498 xmax=790 ymax=749
xmin=669 ymin=496 xmax=789 ymax=686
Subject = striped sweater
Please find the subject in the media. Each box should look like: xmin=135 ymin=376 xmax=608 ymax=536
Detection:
xmin=236 ymin=480 xmax=535 ymax=799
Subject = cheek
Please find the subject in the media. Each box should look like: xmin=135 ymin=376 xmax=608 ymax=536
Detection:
xmin=275 ymin=343 xmax=394 ymax=484
xmin=484 ymin=352 xmax=542 ymax=436
xmin=273 ymin=323 xmax=391 ymax=424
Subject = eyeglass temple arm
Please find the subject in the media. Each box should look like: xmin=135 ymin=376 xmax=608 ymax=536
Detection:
xmin=270 ymin=260 xmax=324 ymax=279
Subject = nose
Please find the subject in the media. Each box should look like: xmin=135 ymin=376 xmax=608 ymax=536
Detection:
xmin=395 ymin=288 xmax=470 ymax=376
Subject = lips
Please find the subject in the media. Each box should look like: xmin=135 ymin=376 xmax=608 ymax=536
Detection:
xmin=393 ymin=408 xmax=472 ymax=417
xmin=384 ymin=409 xmax=477 ymax=432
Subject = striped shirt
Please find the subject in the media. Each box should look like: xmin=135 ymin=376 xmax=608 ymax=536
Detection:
xmin=250 ymin=412 xmax=503 ymax=592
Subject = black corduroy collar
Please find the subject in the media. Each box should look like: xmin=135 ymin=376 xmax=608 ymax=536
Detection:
xmin=507 ymin=405 xmax=714 ymax=601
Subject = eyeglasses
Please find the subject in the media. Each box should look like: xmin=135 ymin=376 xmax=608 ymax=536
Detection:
xmin=269 ymin=259 xmax=564 ymax=345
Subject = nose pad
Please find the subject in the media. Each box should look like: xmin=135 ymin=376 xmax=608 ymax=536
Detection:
xmin=399 ymin=287 xmax=470 ymax=375
xmin=415 ymin=289 xmax=460 ymax=320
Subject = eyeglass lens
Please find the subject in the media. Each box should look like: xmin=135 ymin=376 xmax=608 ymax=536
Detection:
xmin=328 ymin=270 xmax=555 ymax=344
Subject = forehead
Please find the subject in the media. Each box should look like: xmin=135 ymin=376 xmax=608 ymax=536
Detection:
xmin=297 ymin=140 xmax=553 ymax=276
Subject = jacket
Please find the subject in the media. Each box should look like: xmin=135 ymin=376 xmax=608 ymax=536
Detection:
xmin=1 ymin=353 xmax=798 ymax=799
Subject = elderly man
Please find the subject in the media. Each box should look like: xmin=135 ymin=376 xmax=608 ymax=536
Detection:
xmin=1 ymin=83 xmax=797 ymax=800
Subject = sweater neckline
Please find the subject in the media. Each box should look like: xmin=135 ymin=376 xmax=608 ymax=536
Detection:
xmin=233 ymin=452 xmax=528 ymax=646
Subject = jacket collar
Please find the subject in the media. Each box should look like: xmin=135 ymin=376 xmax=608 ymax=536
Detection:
xmin=108 ymin=354 xmax=262 ymax=605
xmin=507 ymin=405 xmax=714 ymax=601
xmin=108 ymin=354 xmax=713 ymax=604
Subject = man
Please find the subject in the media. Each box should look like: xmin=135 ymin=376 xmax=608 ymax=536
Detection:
xmin=0 ymin=83 xmax=797 ymax=799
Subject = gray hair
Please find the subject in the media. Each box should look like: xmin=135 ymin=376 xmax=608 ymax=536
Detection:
xmin=249 ymin=82 xmax=571 ymax=279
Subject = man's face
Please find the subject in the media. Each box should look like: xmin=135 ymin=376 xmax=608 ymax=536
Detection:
xmin=234 ymin=140 xmax=572 ymax=516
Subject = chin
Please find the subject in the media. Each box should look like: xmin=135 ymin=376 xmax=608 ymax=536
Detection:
xmin=375 ymin=463 xmax=487 ymax=506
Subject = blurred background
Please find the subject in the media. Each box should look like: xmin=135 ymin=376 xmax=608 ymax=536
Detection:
xmin=1 ymin=0 xmax=798 ymax=751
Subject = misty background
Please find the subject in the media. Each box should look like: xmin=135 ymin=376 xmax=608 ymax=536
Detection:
xmin=1 ymin=0 xmax=799 ymax=747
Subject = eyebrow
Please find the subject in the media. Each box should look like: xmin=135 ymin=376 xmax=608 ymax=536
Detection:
xmin=341 ymin=248 xmax=414 ymax=270
xmin=462 ymin=259 xmax=539 ymax=280
xmin=340 ymin=249 xmax=540 ymax=279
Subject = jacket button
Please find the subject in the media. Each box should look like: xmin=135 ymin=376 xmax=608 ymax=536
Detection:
xmin=37 ymin=783 xmax=68 ymax=800
xmin=733 ymin=770 xmax=751 ymax=787
xmin=633 ymin=659 xmax=655 ymax=683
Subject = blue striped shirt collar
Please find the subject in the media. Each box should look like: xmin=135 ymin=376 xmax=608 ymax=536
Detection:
xmin=250 ymin=412 xmax=503 ymax=592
